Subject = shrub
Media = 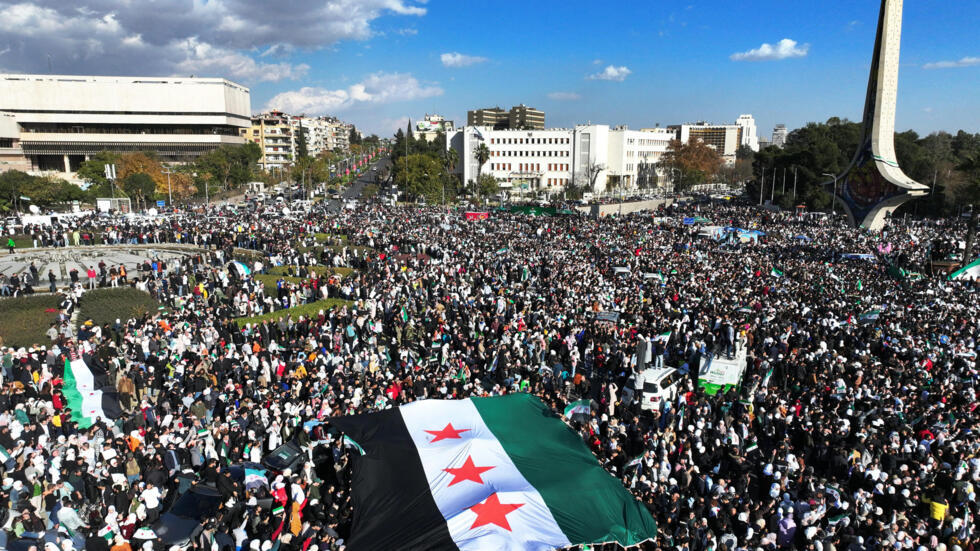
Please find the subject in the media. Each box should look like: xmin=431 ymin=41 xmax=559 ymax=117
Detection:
xmin=235 ymin=298 xmax=352 ymax=327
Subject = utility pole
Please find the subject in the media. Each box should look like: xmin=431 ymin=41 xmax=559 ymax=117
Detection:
xmin=792 ymin=166 xmax=798 ymax=199
xmin=759 ymin=166 xmax=765 ymax=205
xmin=161 ymin=167 xmax=174 ymax=206
xmin=771 ymin=167 xmax=776 ymax=203
xmin=781 ymin=168 xmax=786 ymax=194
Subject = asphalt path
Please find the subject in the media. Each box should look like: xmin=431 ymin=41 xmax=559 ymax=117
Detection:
xmin=325 ymin=156 xmax=391 ymax=212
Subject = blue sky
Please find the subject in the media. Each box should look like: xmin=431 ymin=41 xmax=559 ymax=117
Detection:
xmin=1 ymin=1 xmax=977 ymax=138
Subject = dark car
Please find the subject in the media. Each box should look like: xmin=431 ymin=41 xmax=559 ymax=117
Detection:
xmin=152 ymin=485 xmax=235 ymax=551
xmin=261 ymin=440 xmax=306 ymax=474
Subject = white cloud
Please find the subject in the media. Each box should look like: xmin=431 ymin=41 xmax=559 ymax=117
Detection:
xmin=587 ymin=65 xmax=631 ymax=81
xmin=923 ymin=56 xmax=980 ymax=69
xmin=547 ymin=91 xmax=581 ymax=101
xmin=396 ymin=28 xmax=418 ymax=36
xmin=0 ymin=0 xmax=425 ymax=82
xmin=265 ymin=72 xmax=443 ymax=114
xmin=731 ymin=38 xmax=809 ymax=61
xmin=440 ymin=52 xmax=488 ymax=68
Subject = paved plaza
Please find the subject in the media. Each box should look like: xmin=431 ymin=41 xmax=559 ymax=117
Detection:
xmin=0 ymin=244 xmax=200 ymax=285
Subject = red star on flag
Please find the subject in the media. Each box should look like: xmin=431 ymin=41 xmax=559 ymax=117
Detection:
xmin=424 ymin=423 xmax=470 ymax=443
xmin=443 ymin=456 xmax=494 ymax=486
xmin=469 ymin=493 xmax=524 ymax=531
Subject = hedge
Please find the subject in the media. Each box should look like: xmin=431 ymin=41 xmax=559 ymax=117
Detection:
xmin=235 ymin=298 xmax=352 ymax=327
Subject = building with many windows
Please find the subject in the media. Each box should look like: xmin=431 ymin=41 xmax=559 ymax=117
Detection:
xmin=0 ymin=112 xmax=30 ymax=172
xmin=466 ymin=105 xmax=545 ymax=130
xmin=242 ymin=111 xmax=294 ymax=170
xmin=772 ymin=124 xmax=788 ymax=148
xmin=0 ymin=74 xmax=250 ymax=174
xmin=446 ymin=124 xmax=672 ymax=194
xmin=669 ymin=122 xmax=742 ymax=165
xmin=507 ymin=104 xmax=545 ymax=130
xmin=735 ymin=114 xmax=760 ymax=152
xmin=415 ymin=114 xmax=455 ymax=143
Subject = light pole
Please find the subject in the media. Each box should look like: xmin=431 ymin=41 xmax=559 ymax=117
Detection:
xmin=822 ymin=173 xmax=838 ymax=215
xmin=759 ymin=166 xmax=766 ymax=205
xmin=161 ymin=167 xmax=174 ymax=206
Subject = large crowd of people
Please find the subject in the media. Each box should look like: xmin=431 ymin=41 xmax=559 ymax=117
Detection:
xmin=0 ymin=195 xmax=978 ymax=551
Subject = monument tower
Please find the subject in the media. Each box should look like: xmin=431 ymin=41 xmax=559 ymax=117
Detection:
xmin=829 ymin=0 xmax=928 ymax=230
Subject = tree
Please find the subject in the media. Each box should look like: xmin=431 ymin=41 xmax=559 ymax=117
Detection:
xmin=0 ymin=170 xmax=33 ymax=212
xmin=475 ymin=142 xmax=490 ymax=182
xmin=76 ymin=151 xmax=121 ymax=189
xmin=952 ymin=155 xmax=980 ymax=265
xmin=477 ymin=173 xmax=499 ymax=198
xmin=394 ymin=153 xmax=446 ymax=204
xmin=660 ymin=138 xmax=723 ymax=192
xmin=586 ymin=162 xmax=605 ymax=193
xmin=296 ymin=125 xmax=310 ymax=160
xmin=122 ymin=173 xmax=156 ymax=211
xmin=349 ymin=126 xmax=362 ymax=146
xmin=443 ymin=146 xmax=460 ymax=191
xmin=118 ymin=152 xmax=167 ymax=193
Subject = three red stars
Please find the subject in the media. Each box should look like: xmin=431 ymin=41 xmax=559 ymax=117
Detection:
xmin=424 ymin=424 xmax=525 ymax=532
xmin=469 ymin=493 xmax=524 ymax=531
xmin=443 ymin=455 xmax=494 ymax=486
xmin=425 ymin=422 xmax=470 ymax=443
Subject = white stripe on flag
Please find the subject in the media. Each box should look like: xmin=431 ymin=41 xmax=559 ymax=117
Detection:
xmin=70 ymin=359 xmax=107 ymax=420
xmin=399 ymin=399 xmax=571 ymax=551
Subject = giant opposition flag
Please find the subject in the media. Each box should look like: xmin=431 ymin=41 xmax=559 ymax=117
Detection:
xmin=331 ymin=394 xmax=656 ymax=550
xmin=63 ymin=356 xmax=123 ymax=428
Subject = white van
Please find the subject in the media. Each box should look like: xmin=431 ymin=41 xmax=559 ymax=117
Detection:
xmin=633 ymin=367 xmax=682 ymax=411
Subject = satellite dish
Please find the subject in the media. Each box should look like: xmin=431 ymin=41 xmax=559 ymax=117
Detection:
xmin=147 ymin=208 xmax=158 ymax=216
xmin=28 ymin=205 xmax=40 ymax=214
xmin=282 ymin=207 xmax=291 ymax=216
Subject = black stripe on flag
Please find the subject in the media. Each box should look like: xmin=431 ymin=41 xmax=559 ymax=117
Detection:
xmin=330 ymin=408 xmax=456 ymax=551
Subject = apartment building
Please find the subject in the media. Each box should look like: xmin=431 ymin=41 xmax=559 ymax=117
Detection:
xmin=466 ymin=104 xmax=545 ymax=130
xmin=242 ymin=111 xmax=294 ymax=170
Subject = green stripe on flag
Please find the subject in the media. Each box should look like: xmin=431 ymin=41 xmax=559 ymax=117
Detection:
xmin=563 ymin=399 xmax=591 ymax=418
xmin=343 ymin=435 xmax=366 ymax=456
xmin=472 ymin=394 xmax=657 ymax=546
xmin=62 ymin=359 xmax=90 ymax=429
xmin=770 ymin=268 xmax=783 ymax=277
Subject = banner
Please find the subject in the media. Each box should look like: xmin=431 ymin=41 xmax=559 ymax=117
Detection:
xmin=464 ymin=211 xmax=490 ymax=220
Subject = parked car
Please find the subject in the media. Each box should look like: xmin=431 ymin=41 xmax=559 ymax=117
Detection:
xmin=152 ymin=485 xmax=235 ymax=551
xmin=262 ymin=440 xmax=306 ymax=474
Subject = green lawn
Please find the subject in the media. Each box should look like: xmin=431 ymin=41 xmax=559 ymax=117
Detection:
xmin=0 ymin=294 xmax=61 ymax=348
xmin=264 ymin=265 xmax=353 ymax=278
xmin=235 ymin=298 xmax=353 ymax=327
xmin=252 ymin=273 xmax=306 ymax=295
xmin=76 ymin=287 xmax=165 ymax=327
xmin=7 ymin=232 xmax=106 ymax=249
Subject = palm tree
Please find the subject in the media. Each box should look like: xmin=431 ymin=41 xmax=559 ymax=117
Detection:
xmin=475 ymin=142 xmax=490 ymax=200
xmin=443 ymin=147 xmax=459 ymax=192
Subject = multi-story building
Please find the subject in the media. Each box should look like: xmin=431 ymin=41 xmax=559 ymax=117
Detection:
xmin=772 ymin=124 xmax=788 ymax=148
xmin=735 ymin=114 xmax=760 ymax=152
xmin=467 ymin=105 xmax=544 ymax=130
xmin=669 ymin=122 xmax=742 ymax=165
xmin=0 ymin=74 xmax=250 ymax=174
xmin=242 ymin=111 xmax=294 ymax=170
xmin=467 ymin=107 xmax=507 ymax=129
xmin=0 ymin=112 xmax=30 ymax=172
xmin=508 ymin=104 xmax=545 ymax=130
xmin=446 ymin=124 xmax=672 ymax=194
xmin=416 ymin=114 xmax=455 ymax=143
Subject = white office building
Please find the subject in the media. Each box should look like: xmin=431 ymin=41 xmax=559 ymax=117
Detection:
xmin=446 ymin=125 xmax=674 ymax=194
xmin=0 ymin=74 xmax=251 ymax=174
xmin=735 ymin=114 xmax=759 ymax=152
xmin=772 ymin=124 xmax=788 ymax=148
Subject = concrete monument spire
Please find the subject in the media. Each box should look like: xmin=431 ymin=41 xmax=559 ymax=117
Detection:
xmin=830 ymin=0 xmax=928 ymax=230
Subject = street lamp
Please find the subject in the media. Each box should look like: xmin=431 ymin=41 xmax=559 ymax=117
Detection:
xmin=161 ymin=167 xmax=174 ymax=206
xmin=822 ymin=173 xmax=838 ymax=215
